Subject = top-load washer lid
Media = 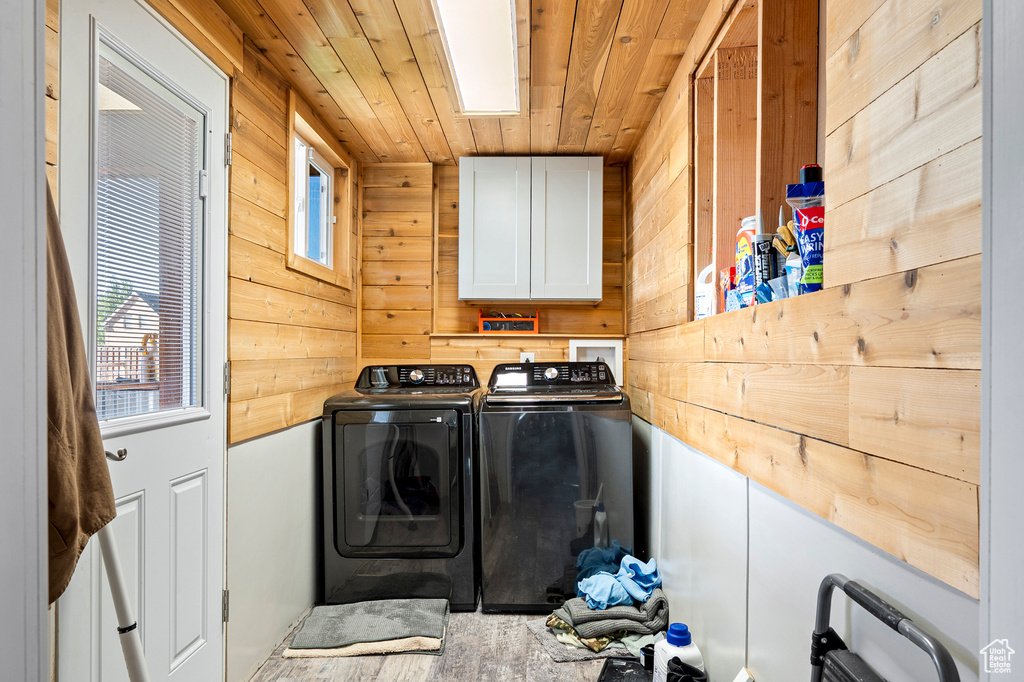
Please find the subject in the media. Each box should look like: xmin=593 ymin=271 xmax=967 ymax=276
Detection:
xmin=483 ymin=362 xmax=623 ymax=404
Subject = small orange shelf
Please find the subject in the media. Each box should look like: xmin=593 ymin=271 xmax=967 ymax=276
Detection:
xmin=478 ymin=309 xmax=539 ymax=334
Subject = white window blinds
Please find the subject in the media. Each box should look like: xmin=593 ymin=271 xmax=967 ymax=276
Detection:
xmin=93 ymin=43 xmax=205 ymax=422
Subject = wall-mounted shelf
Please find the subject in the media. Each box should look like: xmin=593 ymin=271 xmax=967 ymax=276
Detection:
xmin=693 ymin=0 xmax=818 ymax=315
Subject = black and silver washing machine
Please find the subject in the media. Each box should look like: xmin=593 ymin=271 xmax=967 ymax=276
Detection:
xmin=321 ymin=364 xmax=479 ymax=610
xmin=478 ymin=362 xmax=633 ymax=612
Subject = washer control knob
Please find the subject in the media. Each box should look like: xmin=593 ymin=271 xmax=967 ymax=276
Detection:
xmin=409 ymin=369 xmax=425 ymax=384
xmin=544 ymin=367 xmax=559 ymax=381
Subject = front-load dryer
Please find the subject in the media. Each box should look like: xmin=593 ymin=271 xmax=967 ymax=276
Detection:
xmin=321 ymin=364 xmax=479 ymax=610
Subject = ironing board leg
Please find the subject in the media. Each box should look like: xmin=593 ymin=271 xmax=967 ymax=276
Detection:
xmin=97 ymin=524 xmax=152 ymax=682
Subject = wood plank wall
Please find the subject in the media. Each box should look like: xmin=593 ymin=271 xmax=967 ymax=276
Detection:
xmin=359 ymin=162 xmax=626 ymax=383
xmin=227 ymin=42 xmax=359 ymax=443
xmin=625 ymin=0 xmax=982 ymax=596
xmin=45 ymin=0 xmax=59 ymax=198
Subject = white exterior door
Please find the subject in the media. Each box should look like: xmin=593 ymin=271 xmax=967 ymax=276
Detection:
xmin=57 ymin=0 xmax=228 ymax=681
xmin=531 ymin=156 xmax=604 ymax=300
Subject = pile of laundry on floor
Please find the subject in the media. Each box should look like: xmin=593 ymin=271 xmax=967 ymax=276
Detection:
xmin=543 ymin=541 xmax=668 ymax=655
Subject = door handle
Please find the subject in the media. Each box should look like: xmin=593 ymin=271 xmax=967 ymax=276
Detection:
xmin=105 ymin=448 xmax=128 ymax=462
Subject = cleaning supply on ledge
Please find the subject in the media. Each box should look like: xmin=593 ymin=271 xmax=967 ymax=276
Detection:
xmin=694 ymin=264 xmax=715 ymax=320
xmin=752 ymin=209 xmax=775 ymax=295
xmin=785 ymin=249 xmax=803 ymax=297
xmin=735 ymin=217 xmax=756 ymax=307
xmin=786 ymin=164 xmax=825 ymax=293
xmin=654 ymin=623 xmax=705 ymax=682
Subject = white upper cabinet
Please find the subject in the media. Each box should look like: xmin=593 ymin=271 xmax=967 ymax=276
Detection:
xmin=530 ymin=157 xmax=604 ymax=300
xmin=458 ymin=156 xmax=603 ymax=301
xmin=458 ymin=157 xmax=532 ymax=300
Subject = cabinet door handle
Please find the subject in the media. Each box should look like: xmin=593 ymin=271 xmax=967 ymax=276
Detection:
xmin=105 ymin=448 xmax=128 ymax=462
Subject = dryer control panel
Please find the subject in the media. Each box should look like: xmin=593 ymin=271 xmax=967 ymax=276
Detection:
xmin=355 ymin=364 xmax=479 ymax=389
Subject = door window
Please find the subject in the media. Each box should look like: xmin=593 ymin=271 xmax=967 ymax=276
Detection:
xmin=92 ymin=37 xmax=206 ymax=425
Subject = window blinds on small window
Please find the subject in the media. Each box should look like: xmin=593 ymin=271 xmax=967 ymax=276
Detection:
xmin=93 ymin=45 xmax=204 ymax=422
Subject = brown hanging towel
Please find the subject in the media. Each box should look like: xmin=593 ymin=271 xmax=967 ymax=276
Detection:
xmin=46 ymin=183 xmax=116 ymax=603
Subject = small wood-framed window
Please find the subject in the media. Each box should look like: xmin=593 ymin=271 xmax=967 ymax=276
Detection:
xmin=286 ymin=90 xmax=354 ymax=288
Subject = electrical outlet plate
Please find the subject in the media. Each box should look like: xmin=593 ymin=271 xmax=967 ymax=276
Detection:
xmin=520 ymin=352 xmax=535 ymax=363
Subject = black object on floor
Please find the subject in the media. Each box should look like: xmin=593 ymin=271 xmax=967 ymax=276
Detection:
xmin=597 ymin=657 xmax=651 ymax=681
xmin=666 ymin=657 xmax=708 ymax=682
xmin=810 ymin=573 xmax=960 ymax=682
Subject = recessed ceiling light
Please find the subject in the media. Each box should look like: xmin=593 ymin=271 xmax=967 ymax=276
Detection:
xmin=431 ymin=0 xmax=519 ymax=116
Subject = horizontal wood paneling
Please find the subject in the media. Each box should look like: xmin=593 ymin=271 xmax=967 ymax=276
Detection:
xmin=230 ymin=278 xmax=356 ymax=331
xmin=361 ymin=310 xmax=432 ymax=336
xmin=230 ymin=357 xmax=357 ymax=401
xmin=361 ymin=334 xmax=430 ymax=359
xmin=359 ymin=163 xmax=435 ymax=358
xmin=624 ymin=0 xmax=982 ymax=596
xmin=230 ymin=320 xmax=356 ymax=361
xmin=227 ymin=43 xmax=358 ymax=443
xmin=703 ymin=256 xmax=981 ymax=370
xmin=825 ymin=24 xmax=981 ymax=211
xmin=229 ymin=383 xmax=350 ymax=442
xmin=825 ymin=138 xmax=982 ymax=288
xmin=361 ymin=211 xmax=433 ymax=237
xmin=361 ymin=285 xmax=432 ymax=311
xmin=677 ymin=401 xmax=979 ymax=596
xmin=45 ymin=0 xmax=59 ymax=198
xmin=361 ymin=261 xmax=433 ymax=286
xmin=824 ymin=0 xmax=980 ymax=135
xmin=849 ymin=367 xmax=980 ymax=485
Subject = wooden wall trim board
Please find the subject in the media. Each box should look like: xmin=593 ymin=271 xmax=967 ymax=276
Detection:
xmin=45 ymin=0 xmax=59 ymax=200
xmin=625 ymin=0 xmax=982 ymax=595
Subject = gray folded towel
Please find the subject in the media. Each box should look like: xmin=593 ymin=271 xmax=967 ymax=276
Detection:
xmin=554 ymin=588 xmax=669 ymax=639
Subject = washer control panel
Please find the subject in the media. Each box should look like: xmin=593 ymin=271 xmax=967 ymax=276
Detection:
xmin=487 ymin=362 xmax=616 ymax=388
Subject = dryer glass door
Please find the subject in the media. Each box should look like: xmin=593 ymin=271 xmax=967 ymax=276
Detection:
xmin=333 ymin=409 xmax=461 ymax=558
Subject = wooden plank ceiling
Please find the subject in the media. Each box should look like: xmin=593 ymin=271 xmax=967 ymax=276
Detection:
xmin=215 ymin=0 xmax=711 ymax=164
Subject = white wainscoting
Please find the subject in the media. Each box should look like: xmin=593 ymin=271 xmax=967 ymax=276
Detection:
xmin=637 ymin=417 xmax=981 ymax=682
xmin=226 ymin=421 xmax=320 ymax=682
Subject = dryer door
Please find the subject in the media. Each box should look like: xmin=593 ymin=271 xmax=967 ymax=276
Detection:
xmin=332 ymin=409 xmax=461 ymax=558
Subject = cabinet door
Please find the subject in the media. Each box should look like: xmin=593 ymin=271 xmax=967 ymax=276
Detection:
xmin=531 ymin=157 xmax=603 ymax=300
xmin=458 ymin=157 xmax=532 ymax=300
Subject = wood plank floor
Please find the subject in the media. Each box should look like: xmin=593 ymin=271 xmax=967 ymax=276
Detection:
xmin=249 ymin=607 xmax=606 ymax=681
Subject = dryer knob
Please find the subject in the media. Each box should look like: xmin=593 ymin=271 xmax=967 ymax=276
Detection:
xmin=544 ymin=367 xmax=559 ymax=381
xmin=409 ymin=369 xmax=425 ymax=384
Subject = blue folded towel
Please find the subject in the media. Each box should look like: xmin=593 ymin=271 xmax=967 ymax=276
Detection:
xmin=577 ymin=572 xmax=633 ymax=610
xmin=575 ymin=541 xmax=630 ymax=592
xmin=615 ymin=556 xmax=661 ymax=602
